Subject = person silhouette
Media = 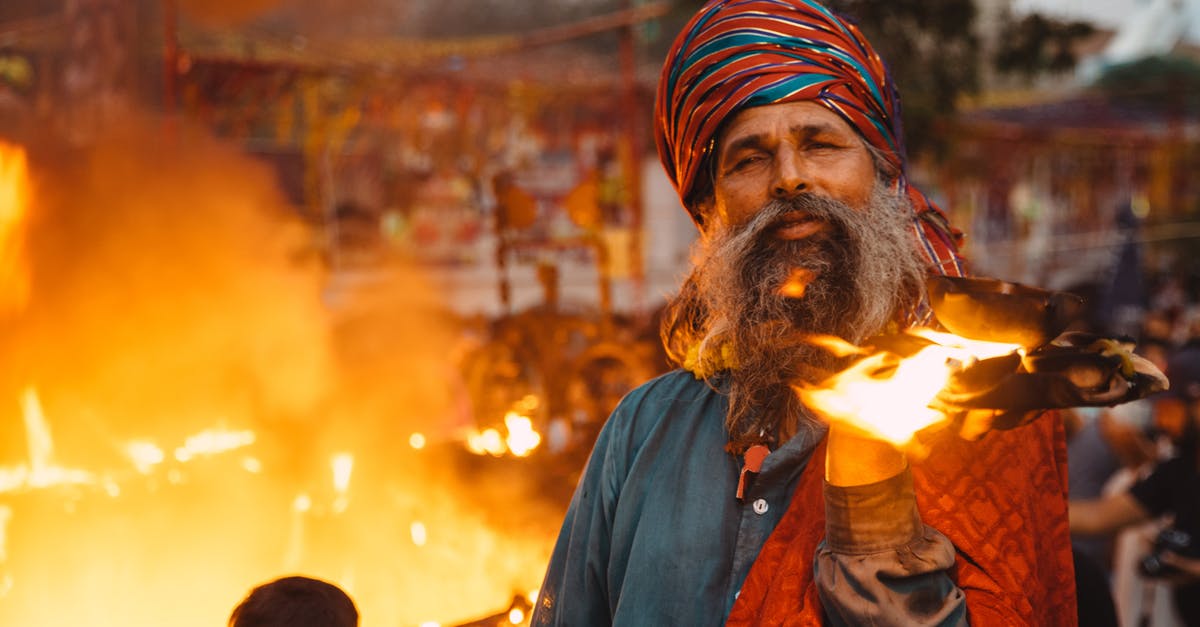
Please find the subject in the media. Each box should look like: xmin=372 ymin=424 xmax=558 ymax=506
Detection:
xmin=228 ymin=575 xmax=358 ymax=627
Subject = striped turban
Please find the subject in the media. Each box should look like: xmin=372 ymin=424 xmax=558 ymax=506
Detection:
xmin=654 ymin=0 xmax=966 ymax=281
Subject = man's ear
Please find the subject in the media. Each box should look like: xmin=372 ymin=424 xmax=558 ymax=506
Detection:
xmin=691 ymin=196 xmax=715 ymax=238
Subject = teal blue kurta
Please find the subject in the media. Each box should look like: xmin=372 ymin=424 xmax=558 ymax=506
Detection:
xmin=531 ymin=369 xmax=964 ymax=626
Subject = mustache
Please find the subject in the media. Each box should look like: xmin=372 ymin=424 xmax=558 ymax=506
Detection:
xmin=738 ymin=194 xmax=857 ymax=236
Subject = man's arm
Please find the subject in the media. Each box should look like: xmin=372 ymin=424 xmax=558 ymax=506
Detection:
xmin=530 ymin=423 xmax=618 ymax=626
xmin=1158 ymin=552 xmax=1200 ymax=581
xmin=816 ymin=425 xmax=967 ymax=626
xmin=1068 ymin=491 xmax=1151 ymax=536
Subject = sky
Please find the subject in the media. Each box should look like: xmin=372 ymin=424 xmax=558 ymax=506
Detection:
xmin=1013 ymin=0 xmax=1200 ymax=41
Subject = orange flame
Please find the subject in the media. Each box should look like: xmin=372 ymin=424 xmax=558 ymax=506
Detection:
xmin=331 ymin=452 xmax=354 ymax=493
xmin=464 ymin=402 xmax=543 ymax=458
xmin=330 ymin=452 xmax=354 ymax=514
xmin=0 ymin=503 xmax=10 ymax=597
xmin=0 ymin=388 xmax=93 ymax=494
xmin=0 ymin=127 xmax=555 ymax=626
xmin=466 ymin=428 xmax=507 ymax=456
xmin=504 ymin=412 xmax=542 ymax=457
xmin=798 ymin=330 xmax=1021 ymax=445
xmin=805 ymin=334 xmax=870 ymax=358
xmin=125 ymin=441 xmax=166 ymax=474
xmin=411 ymin=521 xmax=428 ymax=546
xmin=0 ymin=141 xmax=30 ymax=316
xmin=173 ymin=428 xmax=256 ymax=462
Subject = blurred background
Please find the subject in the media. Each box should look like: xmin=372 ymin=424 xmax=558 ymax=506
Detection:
xmin=0 ymin=0 xmax=1197 ymax=625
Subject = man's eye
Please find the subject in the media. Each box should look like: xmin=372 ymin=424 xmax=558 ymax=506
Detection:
xmin=808 ymin=142 xmax=838 ymax=150
xmin=732 ymin=154 xmax=764 ymax=170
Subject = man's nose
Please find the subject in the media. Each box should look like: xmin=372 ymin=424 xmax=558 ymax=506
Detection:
xmin=771 ymin=149 xmax=807 ymax=198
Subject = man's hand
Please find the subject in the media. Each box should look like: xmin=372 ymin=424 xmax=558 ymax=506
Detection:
xmin=1157 ymin=551 xmax=1200 ymax=582
xmin=825 ymin=423 xmax=906 ymax=486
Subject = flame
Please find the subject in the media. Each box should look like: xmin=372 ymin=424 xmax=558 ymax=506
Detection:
xmin=330 ymin=452 xmax=354 ymax=514
xmin=513 ymin=394 xmax=540 ymax=413
xmin=0 ymin=505 xmax=10 ymax=561
xmin=464 ymin=405 xmax=543 ymax=458
xmin=0 ymin=388 xmax=93 ymax=494
xmin=331 ymin=452 xmax=354 ymax=493
xmin=283 ymin=493 xmax=312 ymax=571
xmin=409 ymin=432 xmax=427 ymax=449
xmin=0 ymin=504 xmax=10 ymax=597
xmin=0 ymin=141 xmax=30 ymax=315
xmin=805 ymin=334 xmax=870 ymax=358
xmin=466 ymin=428 xmax=507 ymax=456
xmin=173 ymin=428 xmax=255 ymax=462
xmin=0 ymin=126 xmax=558 ymax=627
xmin=909 ymin=329 xmax=1022 ymax=360
xmin=411 ymin=521 xmax=428 ymax=547
xmin=798 ymin=330 xmax=1021 ymax=445
xmin=504 ymin=412 xmax=542 ymax=457
xmin=125 ymin=441 xmax=166 ymax=474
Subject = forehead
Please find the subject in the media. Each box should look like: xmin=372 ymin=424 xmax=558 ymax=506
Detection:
xmin=717 ymin=101 xmax=859 ymax=153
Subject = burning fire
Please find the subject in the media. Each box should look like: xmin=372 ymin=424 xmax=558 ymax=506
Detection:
xmin=411 ymin=521 xmax=429 ymax=547
xmin=0 ymin=141 xmax=30 ymax=316
xmin=0 ymin=388 xmax=93 ymax=494
xmin=798 ymin=331 xmax=1021 ymax=445
xmin=464 ymin=397 xmax=543 ymax=458
xmin=173 ymin=428 xmax=256 ymax=462
xmin=0 ymin=129 xmax=557 ymax=627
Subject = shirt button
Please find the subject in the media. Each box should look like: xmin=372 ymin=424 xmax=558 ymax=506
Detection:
xmin=752 ymin=498 xmax=769 ymax=515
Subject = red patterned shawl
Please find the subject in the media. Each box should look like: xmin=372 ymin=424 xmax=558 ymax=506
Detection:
xmin=727 ymin=414 xmax=1077 ymax=626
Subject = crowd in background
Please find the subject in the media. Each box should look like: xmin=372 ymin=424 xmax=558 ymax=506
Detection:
xmin=1066 ymin=268 xmax=1200 ymax=627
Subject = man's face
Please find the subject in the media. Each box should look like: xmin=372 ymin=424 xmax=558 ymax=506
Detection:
xmin=699 ymin=101 xmax=877 ymax=234
xmin=673 ymin=100 xmax=926 ymax=442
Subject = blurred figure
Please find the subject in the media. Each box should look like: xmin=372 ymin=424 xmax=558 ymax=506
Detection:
xmin=1063 ymin=339 xmax=1164 ymax=627
xmin=1070 ymin=345 xmax=1200 ymax=626
xmin=229 ymin=575 xmax=358 ymax=627
xmin=1067 ymin=339 xmax=1164 ymax=565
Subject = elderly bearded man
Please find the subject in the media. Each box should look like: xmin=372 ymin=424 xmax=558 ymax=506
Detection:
xmin=531 ymin=1 xmax=1076 ymax=625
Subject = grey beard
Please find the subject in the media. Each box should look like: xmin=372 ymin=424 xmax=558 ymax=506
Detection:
xmin=689 ymin=183 xmax=928 ymax=449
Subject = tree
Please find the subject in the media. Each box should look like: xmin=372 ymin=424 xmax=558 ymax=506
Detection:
xmin=1095 ymin=56 xmax=1200 ymax=111
xmin=993 ymin=13 xmax=1096 ymax=78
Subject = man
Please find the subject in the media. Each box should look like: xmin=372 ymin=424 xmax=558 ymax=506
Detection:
xmin=228 ymin=575 xmax=358 ymax=627
xmin=532 ymin=1 xmax=1076 ymax=624
xmin=1070 ymin=344 xmax=1200 ymax=625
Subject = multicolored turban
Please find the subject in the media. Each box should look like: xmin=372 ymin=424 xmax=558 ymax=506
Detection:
xmin=654 ymin=0 xmax=966 ymax=282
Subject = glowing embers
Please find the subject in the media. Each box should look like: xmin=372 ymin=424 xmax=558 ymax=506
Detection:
xmin=797 ymin=331 xmax=1022 ymax=445
xmin=464 ymin=395 xmax=543 ymax=458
